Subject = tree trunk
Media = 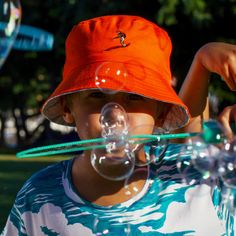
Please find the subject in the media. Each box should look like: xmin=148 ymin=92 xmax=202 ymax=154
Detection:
xmin=0 ymin=112 xmax=7 ymax=148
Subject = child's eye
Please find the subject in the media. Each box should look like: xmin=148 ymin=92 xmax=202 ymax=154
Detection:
xmin=128 ymin=94 xmax=144 ymax=101
xmin=88 ymin=92 xmax=106 ymax=99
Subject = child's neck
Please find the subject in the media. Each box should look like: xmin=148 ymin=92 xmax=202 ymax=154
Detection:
xmin=71 ymin=152 xmax=148 ymax=206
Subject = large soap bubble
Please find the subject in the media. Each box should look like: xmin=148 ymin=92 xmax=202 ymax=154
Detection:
xmin=129 ymin=125 xmax=168 ymax=167
xmin=0 ymin=0 xmax=21 ymax=69
xmin=95 ymin=62 xmax=128 ymax=95
xmin=91 ymin=103 xmax=135 ymax=181
xmin=191 ymin=137 xmax=221 ymax=180
xmin=99 ymin=102 xmax=129 ymax=139
xmin=177 ymin=143 xmax=203 ymax=186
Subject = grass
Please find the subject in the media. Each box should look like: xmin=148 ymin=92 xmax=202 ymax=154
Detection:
xmin=0 ymin=154 xmax=67 ymax=232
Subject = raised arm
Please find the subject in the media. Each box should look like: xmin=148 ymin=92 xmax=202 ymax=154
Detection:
xmin=178 ymin=42 xmax=236 ymax=133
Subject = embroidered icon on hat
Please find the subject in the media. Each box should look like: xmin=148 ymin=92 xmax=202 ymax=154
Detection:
xmin=113 ymin=31 xmax=127 ymax=47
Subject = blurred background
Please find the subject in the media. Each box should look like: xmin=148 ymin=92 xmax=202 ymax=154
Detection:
xmin=0 ymin=0 xmax=236 ymax=230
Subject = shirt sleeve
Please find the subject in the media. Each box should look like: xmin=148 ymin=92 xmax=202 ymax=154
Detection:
xmin=212 ymin=184 xmax=236 ymax=236
xmin=0 ymin=207 xmax=27 ymax=236
xmin=1 ymin=203 xmax=27 ymax=236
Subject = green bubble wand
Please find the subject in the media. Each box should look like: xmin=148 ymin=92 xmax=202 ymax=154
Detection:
xmin=16 ymin=120 xmax=224 ymax=158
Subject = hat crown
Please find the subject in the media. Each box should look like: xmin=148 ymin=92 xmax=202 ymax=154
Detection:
xmin=64 ymin=15 xmax=172 ymax=82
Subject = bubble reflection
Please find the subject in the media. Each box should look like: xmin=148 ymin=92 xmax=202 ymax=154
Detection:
xmin=95 ymin=62 xmax=128 ymax=94
xmin=91 ymin=102 xmax=134 ymax=181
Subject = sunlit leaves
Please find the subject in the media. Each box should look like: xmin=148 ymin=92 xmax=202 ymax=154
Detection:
xmin=157 ymin=0 xmax=212 ymax=26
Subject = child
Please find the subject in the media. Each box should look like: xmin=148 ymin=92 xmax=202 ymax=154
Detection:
xmin=1 ymin=15 xmax=236 ymax=236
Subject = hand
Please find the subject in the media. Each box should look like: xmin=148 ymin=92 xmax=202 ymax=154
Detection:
xmin=196 ymin=42 xmax=236 ymax=90
xmin=218 ymin=104 xmax=236 ymax=140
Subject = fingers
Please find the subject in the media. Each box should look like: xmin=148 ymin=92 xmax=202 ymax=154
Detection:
xmin=223 ymin=63 xmax=236 ymax=90
xmin=218 ymin=106 xmax=234 ymax=140
xmin=224 ymin=74 xmax=236 ymax=91
xmin=228 ymin=64 xmax=236 ymax=91
xmin=223 ymin=48 xmax=236 ymax=90
xmin=202 ymin=43 xmax=236 ymax=90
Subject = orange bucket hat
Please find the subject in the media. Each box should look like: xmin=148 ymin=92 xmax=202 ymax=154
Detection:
xmin=41 ymin=15 xmax=190 ymax=131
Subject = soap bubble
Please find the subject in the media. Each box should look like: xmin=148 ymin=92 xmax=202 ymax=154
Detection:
xmin=0 ymin=0 xmax=21 ymax=69
xmin=177 ymin=134 xmax=225 ymax=199
xmin=176 ymin=141 xmax=216 ymax=198
xmin=191 ymin=136 xmax=221 ymax=180
xmin=95 ymin=62 xmax=128 ymax=94
xmin=90 ymin=144 xmax=135 ymax=181
xmin=91 ymin=102 xmax=135 ymax=181
xmin=129 ymin=126 xmax=168 ymax=166
xmin=100 ymin=102 xmax=129 ymax=138
xmin=218 ymin=137 xmax=236 ymax=189
xmin=124 ymin=167 xmax=162 ymax=197
xmin=124 ymin=167 xmax=149 ymax=196
xmin=176 ymin=143 xmax=202 ymax=186
xmin=178 ymin=121 xmax=226 ymax=188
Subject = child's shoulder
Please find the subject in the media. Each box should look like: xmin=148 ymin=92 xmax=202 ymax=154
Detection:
xmin=28 ymin=158 xmax=71 ymax=182
xmin=15 ymin=159 xmax=72 ymax=206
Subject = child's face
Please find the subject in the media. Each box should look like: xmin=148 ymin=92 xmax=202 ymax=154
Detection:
xmin=63 ymin=90 xmax=161 ymax=140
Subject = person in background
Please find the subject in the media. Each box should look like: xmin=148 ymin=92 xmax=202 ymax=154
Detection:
xmin=178 ymin=42 xmax=236 ymax=137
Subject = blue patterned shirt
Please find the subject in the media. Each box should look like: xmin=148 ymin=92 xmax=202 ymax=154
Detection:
xmin=1 ymin=144 xmax=234 ymax=235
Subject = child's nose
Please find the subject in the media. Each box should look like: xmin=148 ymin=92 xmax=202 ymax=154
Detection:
xmin=108 ymin=94 xmax=127 ymax=108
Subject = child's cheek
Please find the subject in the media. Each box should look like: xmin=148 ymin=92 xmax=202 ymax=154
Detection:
xmin=128 ymin=113 xmax=155 ymax=129
xmin=76 ymin=113 xmax=102 ymax=139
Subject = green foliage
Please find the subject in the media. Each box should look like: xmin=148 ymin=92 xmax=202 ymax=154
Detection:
xmin=0 ymin=0 xmax=235 ymax=147
xmin=156 ymin=0 xmax=234 ymax=27
xmin=182 ymin=0 xmax=212 ymax=24
xmin=0 ymin=155 xmax=66 ymax=231
xmin=157 ymin=0 xmax=180 ymax=25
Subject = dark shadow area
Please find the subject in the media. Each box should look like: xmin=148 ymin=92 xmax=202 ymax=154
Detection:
xmin=0 ymin=159 xmax=65 ymax=231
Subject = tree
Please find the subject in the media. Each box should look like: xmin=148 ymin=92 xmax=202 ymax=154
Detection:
xmin=0 ymin=0 xmax=235 ymax=150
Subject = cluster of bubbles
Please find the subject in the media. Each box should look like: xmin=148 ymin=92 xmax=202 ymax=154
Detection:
xmin=91 ymin=66 xmax=165 ymax=234
xmin=90 ymin=100 xmax=168 ymax=179
xmin=90 ymin=69 xmax=175 ymax=236
xmin=90 ymin=102 xmax=135 ymax=181
xmin=177 ymin=120 xmax=236 ymax=215
xmin=91 ymin=62 xmax=166 ymax=203
xmin=90 ymin=62 xmax=236 ymax=234
xmin=92 ymin=62 xmax=132 ymax=181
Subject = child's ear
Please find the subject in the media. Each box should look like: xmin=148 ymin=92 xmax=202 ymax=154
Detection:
xmin=60 ymin=97 xmax=75 ymax=124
